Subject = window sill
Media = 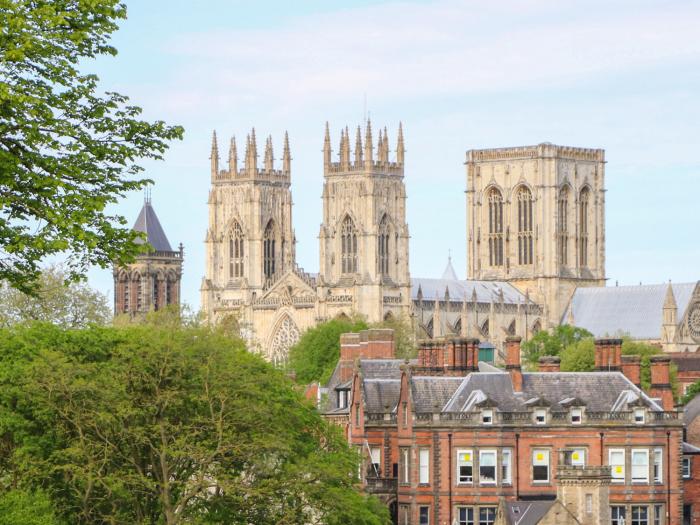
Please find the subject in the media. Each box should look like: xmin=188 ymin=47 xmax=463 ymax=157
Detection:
xmin=456 ymin=482 xmax=474 ymax=486
xmin=418 ymin=483 xmax=430 ymax=487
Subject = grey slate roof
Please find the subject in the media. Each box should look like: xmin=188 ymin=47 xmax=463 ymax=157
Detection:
xmin=685 ymin=394 xmax=700 ymax=424
xmin=683 ymin=442 xmax=700 ymax=455
xmin=132 ymin=201 xmax=173 ymax=252
xmin=364 ymin=379 xmax=401 ymax=412
xmin=410 ymin=376 xmax=463 ymax=413
xmin=411 ymin=277 xmax=529 ymax=304
xmin=564 ymin=282 xmax=697 ymax=340
xmin=504 ymin=501 xmax=556 ymax=525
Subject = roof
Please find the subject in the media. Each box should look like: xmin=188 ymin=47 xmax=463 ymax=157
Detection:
xmin=683 ymin=442 xmax=700 ymax=455
xmin=132 ymin=200 xmax=173 ymax=252
xmin=411 ymin=277 xmax=530 ymax=304
xmin=669 ymin=353 xmax=700 ymax=372
xmin=564 ymin=282 xmax=697 ymax=340
xmin=441 ymin=257 xmax=459 ymax=280
xmin=685 ymin=394 xmax=700 ymax=424
xmin=504 ymin=501 xmax=556 ymax=525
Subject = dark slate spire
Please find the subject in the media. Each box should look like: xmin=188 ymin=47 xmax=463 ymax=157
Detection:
xmin=132 ymin=197 xmax=173 ymax=252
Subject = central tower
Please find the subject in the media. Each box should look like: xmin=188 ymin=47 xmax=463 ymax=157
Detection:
xmin=318 ymin=121 xmax=411 ymax=322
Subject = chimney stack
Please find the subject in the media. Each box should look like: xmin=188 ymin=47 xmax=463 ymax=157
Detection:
xmin=621 ymin=355 xmax=642 ymax=387
xmin=594 ymin=338 xmax=622 ymax=371
xmin=465 ymin=338 xmax=480 ymax=371
xmin=538 ymin=356 xmax=561 ymax=373
xmin=650 ymin=355 xmax=674 ymax=411
xmin=505 ymin=336 xmax=523 ymax=391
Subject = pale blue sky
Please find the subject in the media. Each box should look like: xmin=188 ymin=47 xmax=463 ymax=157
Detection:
xmin=87 ymin=0 xmax=700 ymax=310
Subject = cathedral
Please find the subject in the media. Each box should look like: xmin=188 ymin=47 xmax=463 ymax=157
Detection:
xmin=115 ymin=122 xmax=700 ymax=362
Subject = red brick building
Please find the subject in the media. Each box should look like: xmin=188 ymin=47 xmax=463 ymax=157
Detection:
xmin=323 ymin=333 xmax=685 ymax=525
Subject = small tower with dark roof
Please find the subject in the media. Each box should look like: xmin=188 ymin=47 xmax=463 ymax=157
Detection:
xmin=113 ymin=195 xmax=184 ymax=315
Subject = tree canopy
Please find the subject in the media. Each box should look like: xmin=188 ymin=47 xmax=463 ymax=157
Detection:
xmin=288 ymin=316 xmax=369 ymax=384
xmin=521 ymin=324 xmax=593 ymax=369
xmin=0 ymin=318 xmax=389 ymax=524
xmin=0 ymin=1 xmax=183 ymax=293
xmin=0 ymin=264 xmax=110 ymax=327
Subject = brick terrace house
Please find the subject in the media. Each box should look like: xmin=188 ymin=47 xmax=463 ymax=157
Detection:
xmin=320 ymin=331 xmax=685 ymax=525
xmin=683 ymin=396 xmax=700 ymax=525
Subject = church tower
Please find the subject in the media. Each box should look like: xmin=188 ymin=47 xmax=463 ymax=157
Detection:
xmin=201 ymin=129 xmax=295 ymax=323
xmin=465 ymin=144 xmax=606 ymax=327
xmin=318 ymin=121 xmax=411 ymax=322
xmin=114 ymin=196 xmax=184 ymax=315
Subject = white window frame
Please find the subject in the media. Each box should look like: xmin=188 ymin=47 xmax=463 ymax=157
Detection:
xmin=609 ymin=448 xmax=626 ymax=483
xmin=456 ymin=449 xmax=474 ymax=484
xmin=653 ymin=504 xmax=664 ymax=525
xmin=534 ymin=408 xmax=547 ymax=425
xmin=532 ymin=448 xmax=550 ymax=483
xmin=419 ymin=505 xmax=430 ymax=525
xmin=571 ymin=407 xmax=582 ymax=424
xmin=337 ymin=389 xmax=348 ymax=409
xmin=653 ymin=448 xmax=663 ymax=483
xmin=634 ymin=408 xmax=646 ymax=424
xmin=565 ymin=447 xmax=586 ymax=467
xmin=419 ymin=448 xmax=430 ymax=484
xmin=478 ymin=507 xmax=497 ymax=525
xmin=611 ymin=505 xmax=626 ymax=525
xmin=631 ymin=449 xmax=650 ymax=484
xmin=682 ymin=457 xmax=691 ymax=479
xmin=481 ymin=409 xmax=493 ymax=425
xmin=632 ymin=505 xmax=650 ymax=525
xmin=502 ymin=449 xmax=512 ymax=484
xmin=479 ymin=450 xmax=497 ymax=485
xmin=369 ymin=446 xmax=381 ymax=476
xmin=400 ymin=447 xmax=410 ymax=484
xmin=585 ymin=494 xmax=593 ymax=515
xmin=456 ymin=506 xmax=474 ymax=525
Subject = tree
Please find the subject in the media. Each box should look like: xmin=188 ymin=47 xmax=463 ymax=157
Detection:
xmin=0 ymin=319 xmax=389 ymax=525
xmin=0 ymin=490 xmax=63 ymax=525
xmin=370 ymin=314 xmax=417 ymax=360
xmin=0 ymin=264 xmax=110 ymax=327
xmin=683 ymin=380 xmax=700 ymax=405
xmin=560 ymin=338 xmax=595 ymax=372
xmin=0 ymin=1 xmax=183 ymax=293
xmin=288 ymin=316 xmax=368 ymax=384
xmin=522 ymin=325 xmax=592 ymax=369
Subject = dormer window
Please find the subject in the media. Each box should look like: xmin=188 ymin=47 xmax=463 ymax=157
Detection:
xmin=634 ymin=408 xmax=645 ymax=424
xmin=535 ymin=409 xmax=547 ymax=425
xmin=571 ymin=408 xmax=582 ymax=424
xmin=337 ymin=389 xmax=349 ymax=409
xmin=481 ymin=409 xmax=493 ymax=425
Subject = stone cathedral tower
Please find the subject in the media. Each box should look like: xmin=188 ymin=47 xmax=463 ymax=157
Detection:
xmin=465 ymin=143 xmax=606 ymax=326
xmin=318 ymin=121 xmax=411 ymax=322
xmin=114 ymin=197 xmax=184 ymax=316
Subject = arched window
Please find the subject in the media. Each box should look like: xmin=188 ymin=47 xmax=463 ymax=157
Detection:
xmin=229 ymin=221 xmax=244 ymax=278
xmin=481 ymin=319 xmax=490 ymax=337
xmin=134 ymin=273 xmax=142 ymax=312
xmin=263 ymin=220 xmax=276 ymax=281
xmin=557 ymin=186 xmax=569 ymax=265
xmin=152 ymin=274 xmax=160 ymax=311
xmin=516 ymin=186 xmax=533 ymax=265
xmin=578 ymin=188 xmax=590 ymax=267
xmin=487 ymin=188 xmax=504 ymax=267
xmin=121 ymin=273 xmax=130 ymax=313
xmin=378 ymin=215 xmax=390 ymax=276
xmin=341 ymin=215 xmax=358 ymax=274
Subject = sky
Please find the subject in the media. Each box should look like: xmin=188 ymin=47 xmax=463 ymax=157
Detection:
xmin=87 ymin=0 xmax=700 ymax=310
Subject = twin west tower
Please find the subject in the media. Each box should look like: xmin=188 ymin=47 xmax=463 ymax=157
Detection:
xmin=200 ymin=122 xmax=412 ymax=363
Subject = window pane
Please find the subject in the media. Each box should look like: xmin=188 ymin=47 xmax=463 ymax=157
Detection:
xmin=479 ymin=507 xmax=496 ymax=525
xmin=458 ymin=507 xmax=474 ymax=525
xmin=420 ymin=506 xmax=430 ymax=525
xmin=419 ymin=449 xmax=430 ymax=484
xmin=479 ymin=451 xmax=497 ymax=484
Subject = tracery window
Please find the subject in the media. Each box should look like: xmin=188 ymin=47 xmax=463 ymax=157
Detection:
xmin=578 ymin=187 xmax=590 ymax=267
xmin=268 ymin=315 xmax=300 ymax=366
xmin=487 ymin=188 xmax=504 ymax=267
xmin=263 ymin=220 xmax=276 ymax=281
xmin=557 ymin=186 xmax=570 ymax=265
xmin=229 ymin=221 xmax=244 ymax=278
xmin=516 ymin=186 xmax=533 ymax=265
xmin=341 ymin=215 xmax=358 ymax=274
xmin=378 ymin=214 xmax=390 ymax=276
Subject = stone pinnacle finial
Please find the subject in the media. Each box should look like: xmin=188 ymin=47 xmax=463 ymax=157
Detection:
xmin=382 ymin=126 xmax=389 ymax=163
xmin=282 ymin=131 xmax=291 ymax=174
xmin=364 ymin=119 xmax=373 ymax=164
xmin=210 ymin=130 xmax=219 ymax=179
xmin=228 ymin=136 xmax=237 ymax=176
xmin=397 ymin=122 xmax=404 ymax=165
xmin=264 ymin=135 xmax=274 ymax=171
xmin=354 ymin=125 xmax=363 ymax=166
xmin=341 ymin=126 xmax=350 ymax=168
xmin=323 ymin=122 xmax=331 ymax=167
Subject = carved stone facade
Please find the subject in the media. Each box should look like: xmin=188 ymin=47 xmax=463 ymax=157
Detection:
xmin=466 ymin=144 xmax=606 ymax=326
xmin=114 ymin=199 xmax=184 ymax=315
xmin=201 ymin=123 xmax=411 ymax=362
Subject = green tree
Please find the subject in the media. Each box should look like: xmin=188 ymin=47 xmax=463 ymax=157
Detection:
xmin=0 ymin=264 xmax=110 ymax=327
xmin=0 ymin=320 xmax=389 ymax=525
xmin=682 ymin=380 xmax=700 ymax=404
xmin=560 ymin=338 xmax=595 ymax=372
xmin=522 ymin=325 xmax=592 ymax=369
xmin=288 ymin=316 xmax=368 ymax=384
xmin=370 ymin=314 xmax=417 ymax=360
xmin=0 ymin=1 xmax=183 ymax=293
xmin=0 ymin=490 xmax=63 ymax=525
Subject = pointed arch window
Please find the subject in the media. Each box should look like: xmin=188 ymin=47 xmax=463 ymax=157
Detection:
xmin=578 ymin=188 xmax=590 ymax=267
xmin=121 ymin=273 xmax=130 ymax=313
xmin=152 ymin=274 xmax=160 ymax=311
xmin=341 ymin=215 xmax=358 ymax=274
xmin=517 ymin=186 xmax=533 ymax=265
xmin=378 ymin=215 xmax=390 ymax=276
xmin=558 ymin=186 xmax=570 ymax=265
xmin=134 ymin=274 xmax=142 ymax=312
xmin=229 ymin=221 xmax=244 ymax=278
xmin=487 ymin=188 xmax=504 ymax=267
xmin=263 ymin=220 xmax=277 ymax=281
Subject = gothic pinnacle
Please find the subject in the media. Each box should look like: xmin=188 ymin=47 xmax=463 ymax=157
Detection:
xmin=382 ymin=126 xmax=389 ymax=163
xmin=364 ymin=119 xmax=373 ymax=164
xmin=228 ymin=136 xmax=237 ymax=175
xmin=397 ymin=121 xmax=405 ymax=165
xmin=323 ymin=122 xmax=331 ymax=167
xmin=264 ymin=135 xmax=274 ymax=171
xmin=282 ymin=131 xmax=291 ymax=174
xmin=354 ymin=125 xmax=363 ymax=166
xmin=210 ymin=130 xmax=219 ymax=179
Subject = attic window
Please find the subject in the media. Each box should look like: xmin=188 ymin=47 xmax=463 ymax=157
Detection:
xmin=337 ymin=389 xmax=349 ymax=409
xmin=571 ymin=408 xmax=582 ymax=424
xmin=535 ymin=409 xmax=546 ymax=425
xmin=481 ymin=409 xmax=493 ymax=425
xmin=634 ymin=408 xmax=645 ymax=424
